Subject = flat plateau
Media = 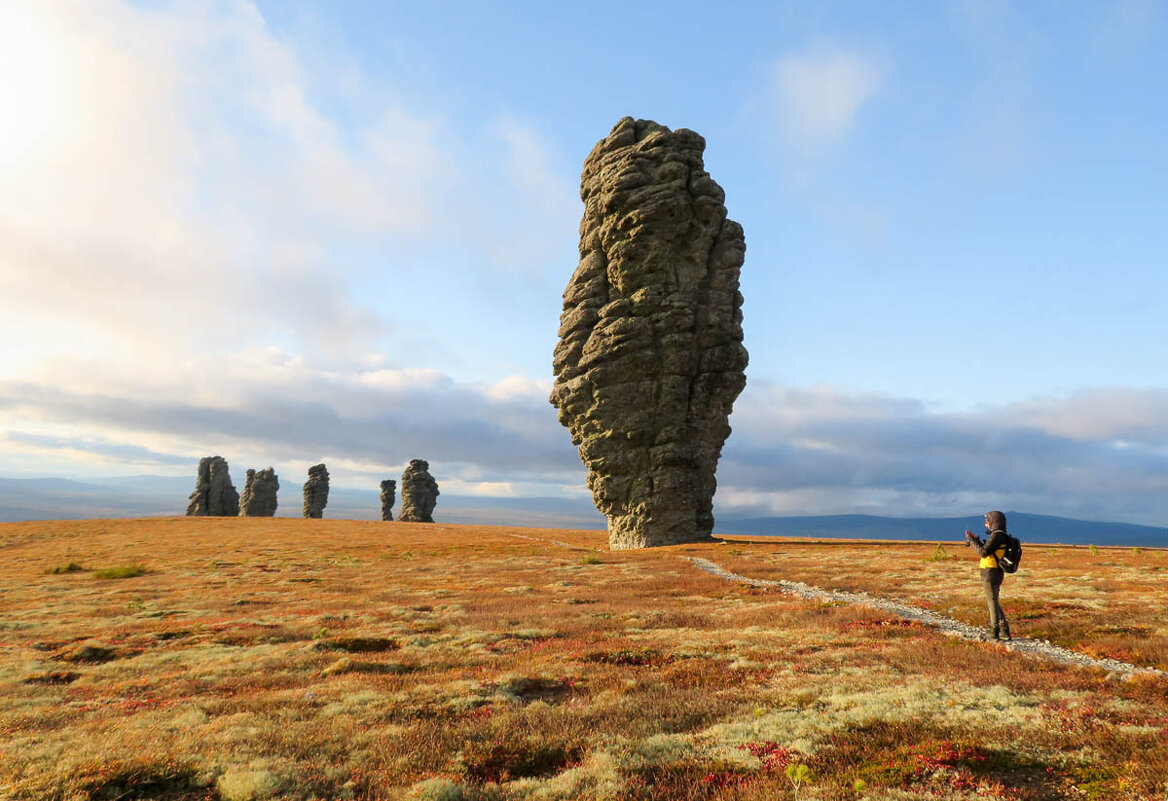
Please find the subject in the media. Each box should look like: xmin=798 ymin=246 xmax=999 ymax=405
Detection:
xmin=2 ymin=518 xmax=1165 ymax=800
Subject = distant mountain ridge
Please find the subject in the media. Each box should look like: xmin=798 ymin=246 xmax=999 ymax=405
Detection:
xmin=0 ymin=476 xmax=1164 ymax=547
xmin=0 ymin=476 xmax=607 ymax=529
xmin=715 ymin=513 xmax=1168 ymax=547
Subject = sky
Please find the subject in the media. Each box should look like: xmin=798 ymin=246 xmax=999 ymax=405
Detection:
xmin=0 ymin=0 xmax=1166 ymax=525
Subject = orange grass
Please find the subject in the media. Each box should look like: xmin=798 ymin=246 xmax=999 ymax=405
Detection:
xmin=1 ymin=518 xmax=1166 ymax=800
xmin=711 ymin=536 xmax=1168 ymax=671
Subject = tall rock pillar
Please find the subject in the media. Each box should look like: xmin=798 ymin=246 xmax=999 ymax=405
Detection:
xmin=302 ymin=463 xmax=330 ymax=519
xmin=549 ymin=117 xmax=748 ymax=549
xmin=380 ymin=479 xmax=396 ymax=521
xmin=398 ymin=460 xmax=439 ymax=523
xmin=185 ymin=456 xmax=240 ymax=517
xmin=240 ymin=467 xmax=279 ymax=517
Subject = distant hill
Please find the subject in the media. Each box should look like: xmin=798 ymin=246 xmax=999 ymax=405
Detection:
xmin=0 ymin=476 xmax=607 ymax=530
xmin=715 ymin=513 xmax=1168 ymax=547
xmin=0 ymin=476 xmax=1163 ymax=546
xmin=0 ymin=477 xmax=186 ymax=521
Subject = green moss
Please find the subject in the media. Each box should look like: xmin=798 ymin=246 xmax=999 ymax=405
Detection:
xmin=1071 ymin=764 xmax=1119 ymax=800
xmin=45 ymin=562 xmax=87 ymax=574
xmin=93 ymin=564 xmax=148 ymax=580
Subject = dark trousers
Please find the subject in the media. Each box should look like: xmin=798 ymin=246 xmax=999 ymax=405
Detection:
xmin=980 ymin=567 xmax=1010 ymax=637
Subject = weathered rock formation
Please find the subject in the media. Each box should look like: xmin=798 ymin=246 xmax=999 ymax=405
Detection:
xmin=185 ymin=456 xmax=240 ymax=517
xmin=398 ymin=460 xmax=439 ymax=523
xmin=549 ymin=117 xmax=748 ymax=550
xmin=302 ymin=463 xmax=330 ymax=519
xmin=379 ymin=479 xmax=396 ymax=521
xmin=239 ymin=467 xmax=279 ymax=517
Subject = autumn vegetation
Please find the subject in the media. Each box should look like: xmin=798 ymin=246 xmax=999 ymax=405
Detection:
xmin=1 ymin=517 xmax=1165 ymax=800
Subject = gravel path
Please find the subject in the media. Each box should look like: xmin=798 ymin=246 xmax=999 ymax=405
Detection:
xmin=686 ymin=557 xmax=1164 ymax=680
xmin=502 ymin=532 xmax=1161 ymax=679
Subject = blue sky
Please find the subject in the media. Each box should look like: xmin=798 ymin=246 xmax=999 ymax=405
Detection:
xmin=0 ymin=0 xmax=1165 ymax=525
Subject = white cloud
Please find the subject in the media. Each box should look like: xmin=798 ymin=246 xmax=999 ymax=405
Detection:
xmin=0 ymin=0 xmax=445 ymax=375
xmin=999 ymin=389 xmax=1168 ymax=443
xmin=770 ymin=47 xmax=882 ymax=146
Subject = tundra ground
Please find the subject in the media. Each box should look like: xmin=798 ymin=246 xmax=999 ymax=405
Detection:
xmin=1 ymin=518 xmax=1165 ymax=800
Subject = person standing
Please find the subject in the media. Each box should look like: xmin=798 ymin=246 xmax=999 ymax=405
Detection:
xmin=966 ymin=510 xmax=1012 ymax=641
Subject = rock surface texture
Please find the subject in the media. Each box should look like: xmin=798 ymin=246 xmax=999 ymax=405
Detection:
xmin=185 ymin=456 xmax=240 ymax=517
xmin=239 ymin=467 xmax=279 ymax=517
xmin=302 ymin=464 xmax=330 ymax=519
xmin=380 ymin=479 xmax=396 ymax=522
xmin=398 ymin=460 xmax=439 ymax=523
xmin=549 ymin=117 xmax=748 ymax=550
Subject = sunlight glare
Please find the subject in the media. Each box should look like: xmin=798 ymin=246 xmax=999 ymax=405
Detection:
xmin=0 ymin=5 xmax=89 ymax=177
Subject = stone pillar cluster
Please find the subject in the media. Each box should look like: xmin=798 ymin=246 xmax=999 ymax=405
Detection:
xmin=184 ymin=457 xmax=441 ymax=523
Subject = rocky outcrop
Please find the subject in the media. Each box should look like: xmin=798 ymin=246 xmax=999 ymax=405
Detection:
xmin=549 ymin=117 xmax=748 ymax=549
xmin=239 ymin=467 xmax=279 ymax=517
xmin=302 ymin=464 xmax=329 ymax=519
xmin=380 ymin=479 xmax=396 ymax=521
xmin=185 ymin=456 xmax=240 ymax=517
xmin=398 ymin=460 xmax=439 ymax=523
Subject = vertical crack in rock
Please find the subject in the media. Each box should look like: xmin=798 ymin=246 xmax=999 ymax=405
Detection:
xmin=550 ymin=117 xmax=748 ymax=549
xmin=185 ymin=456 xmax=240 ymax=517
xmin=398 ymin=459 xmax=439 ymax=523
xmin=380 ymin=479 xmax=396 ymax=522
xmin=302 ymin=463 xmax=330 ymax=519
xmin=239 ymin=467 xmax=279 ymax=517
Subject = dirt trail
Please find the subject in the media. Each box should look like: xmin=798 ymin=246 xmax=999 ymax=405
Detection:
xmin=687 ymin=556 xmax=1164 ymax=680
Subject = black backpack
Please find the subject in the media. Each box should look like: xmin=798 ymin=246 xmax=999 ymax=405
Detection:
xmin=999 ymin=535 xmax=1022 ymax=573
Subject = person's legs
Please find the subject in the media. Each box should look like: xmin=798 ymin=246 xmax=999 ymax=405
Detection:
xmin=981 ymin=572 xmax=999 ymax=639
xmin=981 ymin=568 xmax=1003 ymax=638
xmin=981 ymin=569 xmax=1009 ymax=639
xmin=994 ymin=571 xmax=1010 ymax=639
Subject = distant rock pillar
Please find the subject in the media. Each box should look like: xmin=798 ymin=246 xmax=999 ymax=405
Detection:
xmin=549 ymin=117 xmax=748 ymax=549
xmin=398 ymin=459 xmax=439 ymax=523
xmin=240 ymin=467 xmax=279 ymax=517
xmin=185 ymin=456 xmax=240 ymax=517
xmin=302 ymin=464 xmax=330 ymax=519
xmin=380 ymin=479 xmax=396 ymax=521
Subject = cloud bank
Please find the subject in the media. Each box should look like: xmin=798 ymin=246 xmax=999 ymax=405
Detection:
xmin=2 ymin=364 xmax=1165 ymax=525
xmin=721 ymin=384 xmax=1168 ymax=524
